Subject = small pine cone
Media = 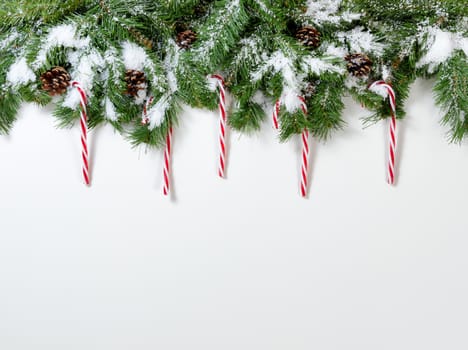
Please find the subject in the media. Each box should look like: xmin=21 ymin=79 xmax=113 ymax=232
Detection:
xmin=345 ymin=53 xmax=373 ymax=77
xmin=124 ymin=69 xmax=146 ymax=97
xmin=295 ymin=26 xmax=321 ymax=49
xmin=129 ymin=28 xmax=153 ymax=49
xmin=40 ymin=66 xmax=71 ymax=96
xmin=176 ymin=29 xmax=197 ymax=49
xmin=302 ymin=82 xmax=317 ymax=98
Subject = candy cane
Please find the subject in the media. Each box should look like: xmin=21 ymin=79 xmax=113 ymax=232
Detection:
xmin=163 ymin=125 xmax=173 ymax=196
xmin=211 ymin=74 xmax=228 ymax=178
xmin=272 ymin=99 xmax=280 ymax=130
xmin=142 ymin=96 xmax=174 ymax=196
xmin=71 ymin=81 xmax=90 ymax=186
xmin=298 ymin=97 xmax=310 ymax=198
xmin=273 ymin=96 xmax=311 ymax=197
xmin=369 ymin=80 xmax=397 ymax=185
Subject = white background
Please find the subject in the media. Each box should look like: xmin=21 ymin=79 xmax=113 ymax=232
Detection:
xmin=0 ymin=79 xmax=467 ymax=349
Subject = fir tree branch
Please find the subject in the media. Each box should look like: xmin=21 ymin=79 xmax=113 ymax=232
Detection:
xmin=434 ymin=52 xmax=468 ymax=142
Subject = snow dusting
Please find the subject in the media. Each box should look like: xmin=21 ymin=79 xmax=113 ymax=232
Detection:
xmin=381 ymin=65 xmax=392 ymax=81
xmin=164 ymin=40 xmax=180 ymax=93
xmin=324 ymin=43 xmax=348 ymax=58
xmin=134 ymin=87 xmax=147 ymax=106
xmin=417 ymin=27 xmax=468 ymax=73
xmin=6 ymin=57 xmax=35 ymax=87
xmin=251 ymin=91 xmax=269 ymax=111
xmin=104 ymin=98 xmax=118 ymax=121
xmin=251 ymin=50 xmax=303 ymax=112
xmin=234 ymin=36 xmax=263 ymax=67
xmin=33 ymin=24 xmax=90 ymax=69
xmin=63 ymin=50 xmax=104 ymax=109
xmin=301 ymin=56 xmax=344 ymax=75
xmin=253 ymin=0 xmax=274 ymax=17
xmin=305 ymin=0 xmax=360 ymax=24
xmin=337 ymin=27 xmax=385 ymax=56
xmin=103 ymin=47 xmax=121 ymax=83
xmin=147 ymin=94 xmax=170 ymax=129
xmin=281 ymin=88 xmax=303 ymax=113
xmin=0 ymin=30 xmax=19 ymax=50
xmin=344 ymin=75 xmax=365 ymax=92
xmin=193 ymin=0 xmax=240 ymax=61
xmin=122 ymin=41 xmax=148 ymax=71
xmin=251 ymin=51 xmax=294 ymax=83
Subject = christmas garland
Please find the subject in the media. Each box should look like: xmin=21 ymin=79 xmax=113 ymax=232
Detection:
xmin=0 ymin=0 xmax=466 ymax=196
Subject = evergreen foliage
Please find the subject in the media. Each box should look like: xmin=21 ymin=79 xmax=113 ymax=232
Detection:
xmin=0 ymin=0 xmax=466 ymax=145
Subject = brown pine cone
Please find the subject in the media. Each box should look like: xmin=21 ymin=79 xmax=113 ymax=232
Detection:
xmin=302 ymin=82 xmax=317 ymax=98
xmin=176 ymin=29 xmax=197 ymax=49
xmin=40 ymin=67 xmax=71 ymax=96
xmin=345 ymin=53 xmax=373 ymax=77
xmin=295 ymin=26 xmax=321 ymax=49
xmin=124 ymin=69 xmax=146 ymax=97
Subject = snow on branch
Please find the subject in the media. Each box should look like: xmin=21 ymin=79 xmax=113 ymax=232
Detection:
xmin=251 ymin=50 xmax=304 ymax=112
xmin=33 ymin=24 xmax=90 ymax=69
xmin=301 ymin=56 xmax=345 ymax=75
xmin=6 ymin=57 xmax=35 ymax=87
xmin=305 ymin=0 xmax=360 ymax=25
xmin=417 ymin=27 xmax=468 ymax=73
xmin=337 ymin=27 xmax=385 ymax=56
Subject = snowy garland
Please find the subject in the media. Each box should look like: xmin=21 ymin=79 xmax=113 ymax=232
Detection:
xmin=0 ymin=0 xmax=466 ymax=196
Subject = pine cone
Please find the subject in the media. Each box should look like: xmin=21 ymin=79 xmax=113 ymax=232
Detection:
xmin=345 ymin=53 xmax=373 ymax=77
xmin=40 ymin=66 xmax=71 ymax=96
xmin=295 ymin=26 xmax=321 ymax=49
xmin=129 ymin=28 xmax=153 ymax=49
xmin=302 ymin=82 xmax=317 ymax=98
xmin=176 ymin=29 xmax=197 ymax=49
xmin=124 ymin=69 xmax=146 ymax=97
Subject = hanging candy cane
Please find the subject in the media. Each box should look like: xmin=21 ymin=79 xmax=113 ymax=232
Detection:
xmin=163 ymin=125 xmax=173 ymax=196
xmin=71 ymin=81 xmax=90 ymax=186
xmin=369 ymin=80 xmax=397 ymax=185
xmin=272 ymin=99 xmax=281 ymax=130
xmin=210 ymin=74 xmax=228 ymax=178
xmin=142 ymin=96 xmax=174 ymax=196
xmin=298 ymin=97 xmax=310 ymax=198
xmin=272 ymin=96 xmax=311 ymax=197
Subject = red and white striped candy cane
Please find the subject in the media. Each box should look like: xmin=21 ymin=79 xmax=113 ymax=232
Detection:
xmin=163 ymin=125 xmax=173 ymax=196
xmin=298 ymin=96 xmax=310 ymax=198
xmin=142 ymin=96 xmax=154 ymax=125
xmin=273 ymin=96 xmax=311 ymax=197
xmin=272 ymin=99 xmax=280 ymax=130
xmin=211 ymin=74 xmax=228 ymax=178
xmin=71 ymin=81 xmax=90 ymax=186
xmin=369 ymin=80 xmax=397 ymax=185
xmin=142 ymin=96 xmax=174 ymax=196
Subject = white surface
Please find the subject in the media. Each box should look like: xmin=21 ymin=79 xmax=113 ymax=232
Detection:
xmin=0 ymin=79 xmax=467 ymax=349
